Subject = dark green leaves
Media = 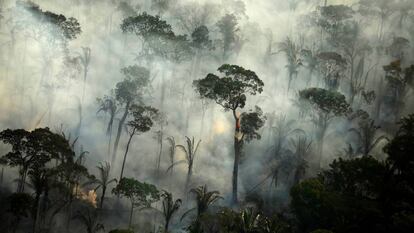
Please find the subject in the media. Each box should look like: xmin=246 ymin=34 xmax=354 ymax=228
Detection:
xmin=115 ymin=65 xmax=151 ymax=104
xmin=193 ymin=64 xmax=264 ymax=110
xmin=240 ymin=106 xmax=266 ymax=142
xmin=127 ymin=105 xmax=159 ymax=134
xmin=121 ymin=12 xmax=174 ymax=40
xmin=299 ymin=88 xmax=351 ymax=117
xmin=191 ymin=25 xmax=213 ymax=50
xmin=112 ymin=177 xmax=160 ymax=208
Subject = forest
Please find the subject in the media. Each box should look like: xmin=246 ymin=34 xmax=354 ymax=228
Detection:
xmin=0 ymin=0 xmax=413 ymax=232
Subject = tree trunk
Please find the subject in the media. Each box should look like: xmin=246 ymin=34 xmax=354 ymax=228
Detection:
xmin=120 ymin=130 xmax=135 ymax=181
xmin=112 ymin=101 xmax=130 ymax=165
xmin=232 ymin=110 xmax=242 ymax=204
xmin=184 ymin=162 xmax=193 ymax=194
xmin=164 ymin=218 xmax=170 ymax=233
xmin=128 ymin=205 xmax=134 ymax=229
xmin=156 ymin=125 xmax=164 ymax=177
xmin=317 ymin=115 xmax=328 ymax=169
xmin=100 ymin=186 xmax=106 ymax=209
xmin=33 ymin=192 xmax=41 ymax=233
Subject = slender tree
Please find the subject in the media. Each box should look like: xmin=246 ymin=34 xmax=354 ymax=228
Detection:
xmin=119 ymin=105 xmax=159 ymax=181
xmin=102 ymin=65 xmax=151 ymax=165
xmin=89 ymin=162 xmax=117 ymax=209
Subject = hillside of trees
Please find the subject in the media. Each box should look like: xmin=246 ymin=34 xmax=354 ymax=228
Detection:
xmin=0 ymin=0 xmax=413 ymax=233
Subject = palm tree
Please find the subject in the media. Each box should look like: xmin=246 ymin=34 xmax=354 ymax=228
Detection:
xmin=168 ymin=136 xmax=201 ymax=193
xmin=90 ymin=162 xmax=117 ymax=209
xmin=182 ymin=185 xmax=222 ymax=232
xmin=290 ymin=136 xmax=311 ymax=185
xmin=161 ymin=191 xmax=182 ymax=232
xmin=26 ymin=167 xmax=51 ymax=233
xmin=97 ymin=95 xmax=118 ymax=159
xmin=79 ymin=47 xmax=91 ymax=102
xmin=165 ymin=137 xmax=176 ymax=174
xmin=277 ymin=37 xmax=302 ymax=91
xmin=348 ymin=119 xmax=389 ymax=157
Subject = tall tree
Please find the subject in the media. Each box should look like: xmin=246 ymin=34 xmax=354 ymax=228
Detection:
xmin=193 ymin=64 xmax=265 ymax=204
xmin=102 ymin=65 xmax=151 ymax=165
xmin=299 ymin=88 xmax=351 ymax=168
xmin=278 ymin=37 xmax=302 ymax=91
xmin=119 ymin=105 xmax=159 ymax=181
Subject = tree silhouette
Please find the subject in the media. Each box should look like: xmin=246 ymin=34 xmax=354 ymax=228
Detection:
xmin=182 ymin=185 xmax=222 ymax=232
xmin=216 ymin=14 xmax=238 ymax=60
xmin=194 ymin=64 xmax=265 ymax=204
xmin=168 ymin=136 xmax=201 ymax=193
xmin=160 ymin=191 xmax=182 ymax=232
xmin=88 ymin=162 xmax=117 ymax=209
xmin=299 ymin=88 xmax=351 ymax=168
xmin=102 ymin=65 xmax=151 ymax=165
xmin=278 ymin=37 xmax=302 ymax=91
xmin=0 ymin=128 xmax=72 ymax=192
xmin=119 ymin=105 xmax=159 ymax=181
xmin=112 ymin=178 xmax=160 ymax=229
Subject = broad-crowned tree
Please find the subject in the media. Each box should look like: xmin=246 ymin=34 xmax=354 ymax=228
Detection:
xmin=112 ymin=177 xmax=160 ymax=229
xmin=121 ymin=12 xmax=174 ymax=59
xmin=299 ymin=88 xmax=351 ymax=168
xmin=0 ymin=127 xmax=73 ymax=192
xmin=193 ymin=64 xmax=265 ymax=204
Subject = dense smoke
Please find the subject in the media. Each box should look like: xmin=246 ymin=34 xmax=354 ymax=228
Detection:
xmin=0 ymin=0 xmax=413 ymax=232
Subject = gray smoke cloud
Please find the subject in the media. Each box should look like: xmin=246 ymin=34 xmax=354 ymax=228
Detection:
xmin=1 ymin=0 xmax=413 ymax=230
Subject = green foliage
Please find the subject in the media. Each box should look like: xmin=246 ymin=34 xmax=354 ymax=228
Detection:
xmin=18 ymin=1 xmax=81 ymax=40
xmin=191 ymin=25 xmax=213 ymax=50
xmin=291 ymin=115 xmax=414 ymax=233
xmin=299 ymin=88 xmax=351 ymax=117
xmin=116 ymin=65 xmax=151 ymax=104
xmin=384 ymin=114 xmax=414 ymax=177
xmin=112 ymin=177 xmax=160 ymax=208
xmin=319 ymin=157 xmax=387 ymax=198
xmin=127 ymin=105 xmax=159 ymax=135
xmin=193 ymin=64 xmax=264 ymax=110
xmin=240 ymin=106 xmax=266 ymax=141
xmin=121 ymin=12 xmax=174 ymax=39
xmin=0 ymin=128 xmax=74 ymax=192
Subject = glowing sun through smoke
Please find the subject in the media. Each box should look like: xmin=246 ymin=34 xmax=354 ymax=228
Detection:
xmin=213 ymin=118 xmax=230 ymax=135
